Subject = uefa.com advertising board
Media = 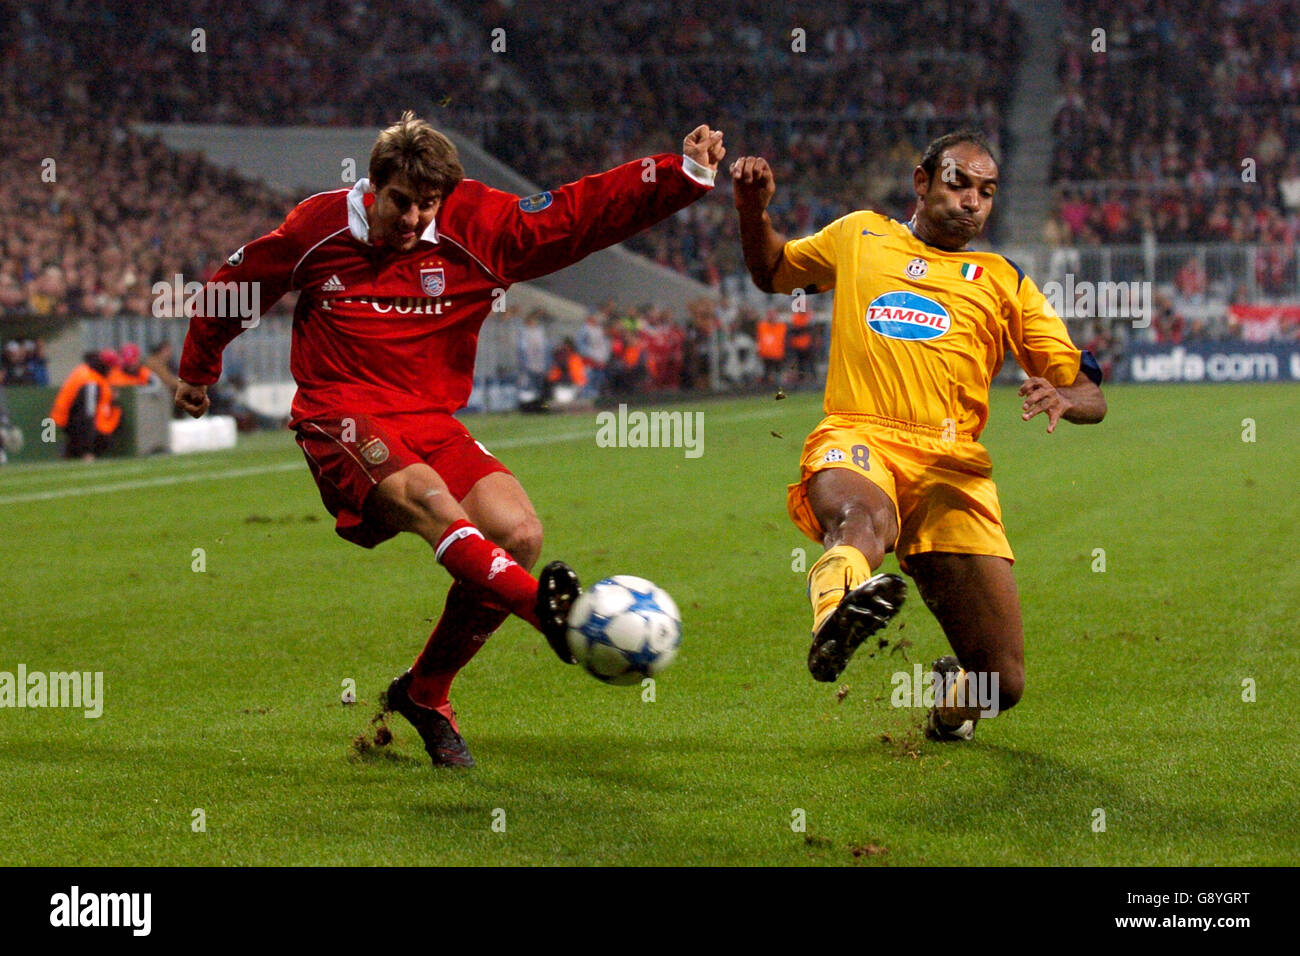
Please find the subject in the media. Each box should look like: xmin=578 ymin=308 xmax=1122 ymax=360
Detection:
xmin=1117 ymin=342 xmax=1300 ymax=383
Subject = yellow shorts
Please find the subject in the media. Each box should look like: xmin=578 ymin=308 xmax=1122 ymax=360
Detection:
xmin=786 ymin=413 xmax=1013 ymax=571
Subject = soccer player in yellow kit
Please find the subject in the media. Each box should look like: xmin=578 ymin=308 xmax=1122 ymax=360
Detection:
xmin=731 ymin=131 xmax=1106 ymax=740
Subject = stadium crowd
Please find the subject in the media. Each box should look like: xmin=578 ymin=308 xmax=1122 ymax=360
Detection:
xmin=1048 ymin=0 xmax=1300 ymax=249
xmin=472 ymin=0 xmax=1020 ymax=279
xmin=0 ymin=99 xmax=291 ymax=321
xmin=1 ymin=0 xmax=1017 ymax=308
xmin=526 ymin=298 xmax=826 ymax=399
xmin=2 ymin=0 xmax=1296 ymax=387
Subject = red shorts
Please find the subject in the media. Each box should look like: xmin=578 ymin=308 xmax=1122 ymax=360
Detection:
xmin=294 ymin=411 xmax=511 ymax=548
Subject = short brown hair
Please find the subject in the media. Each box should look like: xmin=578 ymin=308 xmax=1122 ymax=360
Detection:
xmin=369 ymin=110 xmax=464 ymax=195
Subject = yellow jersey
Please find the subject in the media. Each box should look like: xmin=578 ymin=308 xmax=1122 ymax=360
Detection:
xmin=771 ymin=211 xmax=1081 ymax=437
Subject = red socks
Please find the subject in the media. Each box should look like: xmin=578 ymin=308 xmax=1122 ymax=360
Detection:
xmin=407 ymin=520 xmax=540 ymax=720
xmin=433 ymin=519 xmax=540 ymax=628
xmin=409 ymin=581 xmax=510 ymax=723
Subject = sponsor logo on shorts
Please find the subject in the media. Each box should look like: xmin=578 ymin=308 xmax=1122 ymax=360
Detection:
xmin=358 ymin=438 xmax=389 ymax=465
xmin=420 ymin=267 xmax=446 ymax=296
xmin=823 ymin=448 xmax=846 ymax=463
xmin=905 ymin=257 xmax=929 ymax=278
xmin=865 ymin=290 xmax=951 ymax=341
xmin=519 ymin=191 xmax=553 ymax=213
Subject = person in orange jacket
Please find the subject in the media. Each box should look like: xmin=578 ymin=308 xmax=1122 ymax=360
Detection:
xmin=49 ymin=350 xmax=122 ymax=460
xmin=108 ymin=342 xmax=158 ymax=387
xmin=756 ymin=310 xmax=788 ymax=384
xmin=546 ymin=337 xmax=588 ymax=390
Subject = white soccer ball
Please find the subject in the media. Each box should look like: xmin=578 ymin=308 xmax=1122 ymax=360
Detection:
xmin=565 ymin=575 xmax=682 ymax=685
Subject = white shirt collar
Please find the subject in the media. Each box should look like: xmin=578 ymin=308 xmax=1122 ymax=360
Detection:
xmin=346 ymin=178 xmax=439 ymax=245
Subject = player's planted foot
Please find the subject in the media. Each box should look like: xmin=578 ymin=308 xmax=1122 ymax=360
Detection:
xmin=382 ymin=670 xmax=475 ymax=768
xmin=924 ymin=655 xmax=977 ymax=742
xmin=807 ymin=572 xmax=906 ymax=682
xmin=536 ymin=560 xmax=581 ymax=664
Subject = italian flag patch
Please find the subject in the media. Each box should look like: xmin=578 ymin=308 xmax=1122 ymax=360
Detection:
xmin=960 ymin=263 xmax=983 ymax=280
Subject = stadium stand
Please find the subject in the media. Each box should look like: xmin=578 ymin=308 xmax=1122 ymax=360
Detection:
xmin=1049 ymin=0 xmax=1300 ymax=247
xmin=3 ymin=0 xmax=1294 ymax=413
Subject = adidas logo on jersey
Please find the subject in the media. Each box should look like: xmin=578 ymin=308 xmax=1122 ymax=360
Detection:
xmin=321 ymin=275 xmax=345 ymax=292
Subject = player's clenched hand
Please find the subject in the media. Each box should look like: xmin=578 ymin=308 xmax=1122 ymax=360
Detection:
xmin=175 ymin=381 xmax=210 ymax=418
xmin=730 ymin=156 xmax=775 ymax=214
xmin=1018 ymin=377 xmax=1071 ymax=433
xmin=683 ymin=125 xmax=725 ymax=172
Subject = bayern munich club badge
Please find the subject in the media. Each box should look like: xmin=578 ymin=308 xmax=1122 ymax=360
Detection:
xmin=358 ymin=438 xmax=389 ymax=465
xmin=420 ymin=268 xmax=446 ymax=297
xmin=906 ymin=257 xmax=929 ymax=278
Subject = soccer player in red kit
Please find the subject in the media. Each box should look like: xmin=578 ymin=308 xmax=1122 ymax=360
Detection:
xmin=176 ymin=113 xmax=725 ymax=767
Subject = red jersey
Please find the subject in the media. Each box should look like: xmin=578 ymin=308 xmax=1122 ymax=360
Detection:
xmin=180 ymin=154 xmax=714 ymax=423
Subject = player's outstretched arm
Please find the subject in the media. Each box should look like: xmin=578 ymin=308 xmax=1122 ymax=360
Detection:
xmin=456 ymin=126 xmax=722 ymax=284
xmin=730 ymin=156 xmax=785 ymax=293
xmin=1018 ymin=372 xmax=1107 ymax=433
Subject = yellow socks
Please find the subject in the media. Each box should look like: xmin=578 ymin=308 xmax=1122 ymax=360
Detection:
xmin=808 ymin=544 xmax=873 ymax=633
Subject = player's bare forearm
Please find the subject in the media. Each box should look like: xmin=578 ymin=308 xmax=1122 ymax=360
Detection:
xmin=737 ymin=209 xmax=786 ymax=294
xmin=731 ymin=156 xmax=784 ymax=293
xmin=1058 ymin=378 xmax=1106 ymax=424
xmin=1018 ymin=373 xmax=1105 ymax=433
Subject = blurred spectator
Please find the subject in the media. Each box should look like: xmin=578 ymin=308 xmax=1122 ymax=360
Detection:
xmin=681 ymin=300 xmax=717 ymax=391
xmin=0 ymin=381 xmax=16 ymax=464
xmin=547 ymin=337 xmax=587 ymax=393
xmin=1 ymin=339 xmax=49 ymax=386
xmin=517 ymin=311 xmax=549 ymax=410
xmin=108 ymin=342 xmax=159 ymax=387
xmin=144 ymin=340 xmax=181 ymax=394
xmin=3 ymin=341 xmax=28 ymax=385
xmin=789 ymin=312 xmax=815 ymax=384
xmin=49 ymin=349 xmax=122 ymax=460
xmin=26 ymin=340 xmax=49 ymax=385
xmin=756 ymin=311 xmax=788 ymax=384
xmin=723 ymin=312 xmax=761 ymax=386
xmin=577 ymin=312 xmax=611 ymax=397
xmin=606 ymin=319 xmax=647 ymax=394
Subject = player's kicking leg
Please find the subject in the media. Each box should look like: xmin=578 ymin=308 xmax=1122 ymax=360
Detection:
xmin=906 ymin=552 xmax=1025 ymax=742
xmin=366 ymin=463 xmax=580 ymax=659
xmin=369 ymin=465 xmax=580 ymax=767
xmin=802 ymin=469 xmax=907 ymax=682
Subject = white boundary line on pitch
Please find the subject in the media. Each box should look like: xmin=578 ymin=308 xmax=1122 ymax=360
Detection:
xmin=0 ymin=406 xmax=791 ymax=505
xmin=0 ymin=463 xmax=305 ymax=505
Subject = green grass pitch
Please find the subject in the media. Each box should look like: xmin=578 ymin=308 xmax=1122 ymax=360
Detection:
xmin=1 ymin=384 xmax=1296 ymax=866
